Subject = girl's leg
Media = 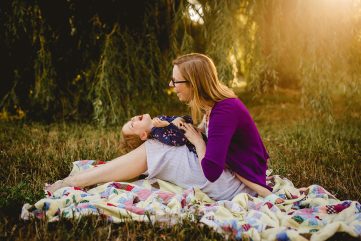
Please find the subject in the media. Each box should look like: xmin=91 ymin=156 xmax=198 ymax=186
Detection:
xmin=47 ymin=143 xmax=147 ymax=192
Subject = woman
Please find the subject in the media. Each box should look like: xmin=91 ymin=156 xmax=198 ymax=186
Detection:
xmin=170 ymin=53 xmax=280 ymax=202
xmin=47 ymin=53 xmax=277 ymax=202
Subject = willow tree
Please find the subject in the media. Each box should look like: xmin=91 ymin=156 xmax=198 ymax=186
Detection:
xmin=1 ymin=0 xmax=360 ymax=123
xmin=1 ymin=0 xmax=184 ymax=123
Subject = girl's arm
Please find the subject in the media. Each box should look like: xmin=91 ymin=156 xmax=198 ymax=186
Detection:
xmin=150 ymin=124 xmax=189 ymax=146
xmin=162 ymin=115 xmax=193 ymax=129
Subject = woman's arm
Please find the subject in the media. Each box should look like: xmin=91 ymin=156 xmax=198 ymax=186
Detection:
xmin=181 ymin=103 xmax=238 ymax=183
xmin=235 ymin=174 xmax=271 ymax=197
xmin=201 ymin=102 xmax=238 ymax=182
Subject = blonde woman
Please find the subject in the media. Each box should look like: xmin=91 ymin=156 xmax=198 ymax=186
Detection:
xmin=172 ymin=53 xmax=282 ymax=203
xmin=47 ymin=53 xmax=280 ymax=203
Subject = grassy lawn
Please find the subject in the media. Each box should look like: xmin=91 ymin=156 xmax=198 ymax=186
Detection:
xmin=0 ymin=90 xmax=360 ymax=240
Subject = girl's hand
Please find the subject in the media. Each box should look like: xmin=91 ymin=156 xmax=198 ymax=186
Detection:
xmin=180 ymin=123 xmax=204 ymax=146
xmin=153 ymin=118 xmax=170 ymax=127
xmin=171 ymin=117 xmax=185 ymax=128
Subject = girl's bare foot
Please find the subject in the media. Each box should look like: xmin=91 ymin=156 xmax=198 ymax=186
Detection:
xmin=45 ymin=178 xmax=72 ymax=193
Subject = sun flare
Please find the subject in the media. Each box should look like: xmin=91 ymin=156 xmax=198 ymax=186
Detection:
xmin=187 ymin=0 xmax=204 ymax=24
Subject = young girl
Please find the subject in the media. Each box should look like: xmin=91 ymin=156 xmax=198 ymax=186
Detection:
xmin=46 ymin=114 xmax=204 ymax=193
xmin=120 ymin=114 xmax=206 ymax=156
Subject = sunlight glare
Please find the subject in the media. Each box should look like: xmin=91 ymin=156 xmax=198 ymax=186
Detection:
xmin=317 ymin=0 xmax=356 ymax=15
xmin=187 ymin=0 xmax=204 ymax=24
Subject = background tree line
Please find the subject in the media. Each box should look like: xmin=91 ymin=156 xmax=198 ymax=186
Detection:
xmin=1 ymin=0 xmax=360 ymax=125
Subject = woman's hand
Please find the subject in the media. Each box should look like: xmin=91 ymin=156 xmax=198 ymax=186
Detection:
xmin=171 ymin=117 xmax=185 ymax=128
xmin=180 ymin=123 xmax=204 ymax=146
xmin=153 ymin=118 xmax=170 ymax=127
xmin=180 ymin=123 xmax=206 ymax=161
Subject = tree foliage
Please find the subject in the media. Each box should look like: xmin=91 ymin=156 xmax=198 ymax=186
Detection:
xmin=1 ymin=0 xmax=360 ymax=124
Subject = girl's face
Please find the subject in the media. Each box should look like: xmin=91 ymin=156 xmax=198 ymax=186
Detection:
xmin=122 ymin=114 xmax=153 ymax=140
xmin=169 ymin=65 xmax=193 ymax=102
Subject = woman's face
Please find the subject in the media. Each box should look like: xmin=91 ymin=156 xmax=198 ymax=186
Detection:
xmin=170 ymin=65 xmax=192 ymax=102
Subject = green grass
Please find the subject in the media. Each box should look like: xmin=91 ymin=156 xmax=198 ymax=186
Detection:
xmin=0 ymin=90 xmax=360 ymax=240
xmin=242 ymin=90 xmax=361 ymax=202
xmin=0 ymin=216 xmax=226 ymax=241
xmin=263 ymin=119 xmax=361 ymax=201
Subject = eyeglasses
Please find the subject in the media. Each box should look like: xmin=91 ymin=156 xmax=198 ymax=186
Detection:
xmin=170 ymin=77 xmax=189 ymax=87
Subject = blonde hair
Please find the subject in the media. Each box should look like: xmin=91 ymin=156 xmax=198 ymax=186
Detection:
xmin=172 ymin=53 xmax=236 ymax=123
xmin=118 ymin=132 xmax=145 ymax=155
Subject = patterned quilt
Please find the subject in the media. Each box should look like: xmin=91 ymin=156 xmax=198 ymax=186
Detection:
xmin=21 ymin=160 xmax=361 ymax=241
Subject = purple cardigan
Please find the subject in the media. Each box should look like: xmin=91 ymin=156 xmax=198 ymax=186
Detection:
xmin=201 ymin=98 xmax=271 ymax=191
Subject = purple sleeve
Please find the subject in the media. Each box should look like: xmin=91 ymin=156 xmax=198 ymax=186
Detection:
xmin=201 ymin=101 xmax=238 ymax=182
